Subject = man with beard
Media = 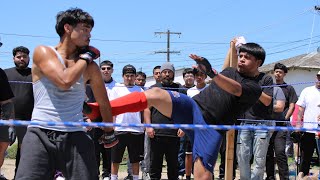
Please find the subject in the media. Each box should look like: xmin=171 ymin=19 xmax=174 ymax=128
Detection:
xmin=4 ymin=46 xmax=34 ymax=179
xmin=144 ymin=62 xmax=185 ymax=180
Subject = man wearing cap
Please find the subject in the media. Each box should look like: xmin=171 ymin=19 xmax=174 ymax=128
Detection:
xmin=143 ymin=62 xmax=184 ymax=180
xmin=294 ymin=71 xmax=320 ymax=178
xmin=85 ymin=60 xmax=117 ymax=180
xmin=108 ymin=65 xmax=144 ymax=180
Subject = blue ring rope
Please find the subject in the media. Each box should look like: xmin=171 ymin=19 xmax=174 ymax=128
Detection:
xmin=1 ymin=120 xmax=319 ymax=132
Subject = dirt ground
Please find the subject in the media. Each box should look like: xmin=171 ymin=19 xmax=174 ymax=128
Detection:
xmin=2 ymin=158 xmax=319 ymax=180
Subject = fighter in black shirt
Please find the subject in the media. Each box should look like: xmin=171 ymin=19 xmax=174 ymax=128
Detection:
xmin=84 ymin=43 xmax=265 ymax=179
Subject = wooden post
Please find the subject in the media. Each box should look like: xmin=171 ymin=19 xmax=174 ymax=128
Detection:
xmin=222 ymin=40 xmax=238 ymax=180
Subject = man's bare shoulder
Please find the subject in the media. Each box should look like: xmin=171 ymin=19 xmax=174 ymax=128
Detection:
xmin=32 ymin=45 xmax=58 ymax=82
xmin=33 ymin=45 xmax=55 ymax=60
xmin=84 ymin=61 xmax=100 ymax=82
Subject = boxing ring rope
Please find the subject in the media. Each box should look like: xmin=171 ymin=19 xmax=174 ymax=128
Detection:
xmin=5 ymin=79 xmax=320 ymax=179
xmin=0 ymin=120 xmax=319 ymax=132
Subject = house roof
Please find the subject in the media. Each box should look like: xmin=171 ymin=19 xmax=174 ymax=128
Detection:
xmin=259 ymin=51 xmax=320 ymax=73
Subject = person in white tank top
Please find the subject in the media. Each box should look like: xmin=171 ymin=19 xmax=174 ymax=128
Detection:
xmin=15 ymin=8 xmax=118 ymax=180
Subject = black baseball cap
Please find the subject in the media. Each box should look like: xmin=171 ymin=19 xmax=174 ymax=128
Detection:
xmin=122 ymin=64 xmax=136 ymax=75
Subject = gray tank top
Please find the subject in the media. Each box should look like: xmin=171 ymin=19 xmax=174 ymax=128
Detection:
xmin=30 ymin=47 xmax=86 ymax=131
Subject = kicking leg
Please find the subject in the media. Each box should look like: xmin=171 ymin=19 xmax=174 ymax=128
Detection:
xmin=193 ymin=158 xmax=212 ymax=180
xmin=83 ymin=87 xmax=173 ymax=120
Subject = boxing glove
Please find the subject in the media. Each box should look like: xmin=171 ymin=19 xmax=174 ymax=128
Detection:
xmin=79 ymin=46 xmax=100 ymax=64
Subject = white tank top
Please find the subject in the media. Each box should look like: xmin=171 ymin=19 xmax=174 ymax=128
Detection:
xmin=30 ymin=47 xmax=86 ymax=132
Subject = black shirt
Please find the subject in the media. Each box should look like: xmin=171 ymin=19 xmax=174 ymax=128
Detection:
xmin=0 ymin=68 xmax=14 ymax=101
xmin=240 ymin=72 xmax=273 ymax=121
xmin=4 ymin=67 xmax=33 ymax=120
xmin=150 ymin=82 xmax=185 ymax=137
xmin=277 ymin=83 xmax=298 ymax=119
xmin=193 ymin=67 xmax=262 ymax=125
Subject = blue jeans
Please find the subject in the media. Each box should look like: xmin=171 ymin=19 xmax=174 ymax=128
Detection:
xmin=237 ymin=123 xmax=271 ymax=180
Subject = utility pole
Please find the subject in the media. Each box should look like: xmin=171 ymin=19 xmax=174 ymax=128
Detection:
xmin=154 ymin=30 xmax=181 ymax=62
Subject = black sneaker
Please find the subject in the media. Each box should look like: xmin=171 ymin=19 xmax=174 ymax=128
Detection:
xmin=0 ymin=174 xmax=7 ymax=180
xmin=98 ymin=130 xmax=119 ymax=148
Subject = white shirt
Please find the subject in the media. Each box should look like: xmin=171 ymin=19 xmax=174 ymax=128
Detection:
xmin=296 ymin=85 xmax=320 ymax=133
xmin=187 ymin=84 xmax=209 ymax=98
xmin=105 ymin=80 xmax=118 ymax=98
xmin=109 ymin=84 xmax=144 ymax=133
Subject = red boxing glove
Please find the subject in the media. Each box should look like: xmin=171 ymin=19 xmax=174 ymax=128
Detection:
xmin=79 ymin=46 xmax=100 ymax=64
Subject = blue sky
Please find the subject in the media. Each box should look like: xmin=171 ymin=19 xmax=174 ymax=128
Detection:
xmin=1 ymin=0 xmax=320 ymax=82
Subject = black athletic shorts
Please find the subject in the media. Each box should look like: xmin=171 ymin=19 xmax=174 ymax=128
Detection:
xmin=16 ymin=127 xmax=98 ymax=180
xmin=111 ymin=132 xmax=144 ymax=163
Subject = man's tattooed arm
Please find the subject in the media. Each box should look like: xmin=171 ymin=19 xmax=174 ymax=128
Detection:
xmin=296 ymin=106 xmax=305 ymax=128
xmin=1 ymin=99 xmax=15 ymax=120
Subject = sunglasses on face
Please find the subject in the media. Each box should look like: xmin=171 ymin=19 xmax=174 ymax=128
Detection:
xmin=101 ymin=67 xmax=112 ymax=71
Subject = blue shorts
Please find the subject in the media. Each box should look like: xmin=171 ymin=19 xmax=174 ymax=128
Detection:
xmin=168 ymin=91 xmax=223 ymax=173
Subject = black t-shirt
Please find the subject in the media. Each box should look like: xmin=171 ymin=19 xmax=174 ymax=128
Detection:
xmin=277 ymin=83 xmax=298 ymax=118
xmin=240 ymin=72 xmax=273 ymax=121
xmin=4 ymin=67 xmax=33 ymax=120
xmin=0 ymin=68 xmax=14 ymax=101
xmin=150 ymin=82 xmax=185 ymax=137
xmin=192 ymin=67 xmax=262 ymax=125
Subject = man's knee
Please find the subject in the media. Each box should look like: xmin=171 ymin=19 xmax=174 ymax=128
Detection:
xmin=193 ymin=158 xmax=212 ymax=180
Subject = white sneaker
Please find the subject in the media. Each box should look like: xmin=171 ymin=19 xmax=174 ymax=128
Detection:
xmin=103 ymin=177 xmax=110 ymax=180
xmin=56 ymin=176 xmax=65 ymax=180
xmin=142 ymin=172 xmax=151 ymax=180
xmin=178 ymin=175 xmax=184 ymax=180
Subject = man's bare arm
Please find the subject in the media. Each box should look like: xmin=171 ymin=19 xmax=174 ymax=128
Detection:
xmin=285 ymin=103 xmax=295 ymax=120
xmin=144 ymin=108 xmax=155 ymax=138
xmin=296 ymin=106 xmax=305 ymax=128
xmin=33 ymin=46 xmax=87 ymax=90
xmin=213 ymin=74 xmax=242 ymax=97
xmin=85 ymin=62 xmax=113 ymax=127
xmin=259 ymin=92 xmax=272 ymax=106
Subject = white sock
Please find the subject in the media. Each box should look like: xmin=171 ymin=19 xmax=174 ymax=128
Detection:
xmin=111 ymin=174 xmax=118 ymax=180
xmin=133 ymin=175 xmax=139 ymax=180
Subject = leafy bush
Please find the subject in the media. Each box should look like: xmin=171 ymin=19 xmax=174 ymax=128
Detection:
xmin=6 ymin=143 xmax=17 ymax=159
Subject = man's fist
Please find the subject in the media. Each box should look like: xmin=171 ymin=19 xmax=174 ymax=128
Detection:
xmin=79 ymin=46 xmax=100 ymax=64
